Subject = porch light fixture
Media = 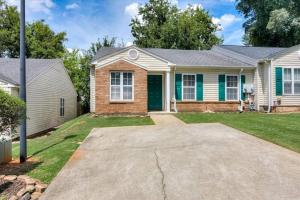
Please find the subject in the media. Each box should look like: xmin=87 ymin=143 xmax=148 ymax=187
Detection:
xmin=128 ymin=49 xmax=139 ymax=60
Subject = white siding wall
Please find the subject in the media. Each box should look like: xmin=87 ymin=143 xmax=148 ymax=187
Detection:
xmin=170 ymin=68 xmax=255 ymax=102
xmin=272 ymin=48 xmax=300 ymax=105
xmin=95 ymin=49 xmax=168 ymax=69
xmin=256 ymin=63 xmax=269 ymax=106
xmin=26 ymin=62 xmax=77 ymax=135
xmin=90 ymin=66 xmax=95 ymax=112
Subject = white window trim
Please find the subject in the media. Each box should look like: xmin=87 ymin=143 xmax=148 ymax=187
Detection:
xmin=110 ymin=71 xmax=134 ymax=101
xmin=225 ymin=74 xmax=239 ymax=101
xmin=182 ymin=73 xmax=197 ymax=101
xmin=283 ymin=67 xmax=300 ymax=96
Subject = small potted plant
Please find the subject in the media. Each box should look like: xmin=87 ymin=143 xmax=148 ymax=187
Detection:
xmin=0 ymin=89 xmax=25 ymax=164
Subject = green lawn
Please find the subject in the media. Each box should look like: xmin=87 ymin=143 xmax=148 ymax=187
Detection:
xmin=12 ymin=114 xmax=154 ymax=183
xmin=176 ymin=112 xmax=300 ymax=153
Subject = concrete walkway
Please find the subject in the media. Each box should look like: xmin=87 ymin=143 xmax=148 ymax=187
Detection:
xmin=41 ymin=116 xmax=300 ymax=200
xmin=149 ymin=113 xmax=185 ymax=126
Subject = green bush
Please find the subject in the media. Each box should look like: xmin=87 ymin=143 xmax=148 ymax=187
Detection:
xmin=0 ymin=89 xmax=25 ymax=137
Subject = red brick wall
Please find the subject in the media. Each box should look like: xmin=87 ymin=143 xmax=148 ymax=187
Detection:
xmin=172 ymin=101 xmax=240 ymax=112
xmin=95 ymin=60 xmax=148 ymax=115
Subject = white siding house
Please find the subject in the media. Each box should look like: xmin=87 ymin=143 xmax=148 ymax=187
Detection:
xmin=0 ymin=58 xmax=77 ymax=136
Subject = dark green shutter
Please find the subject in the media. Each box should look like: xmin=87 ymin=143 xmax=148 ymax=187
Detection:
xmin=175 ymin=74 xmax=182 ymax=101
xmin=241 ymin=75 xmax=246 ymax=100
xmin=219 ymin=75 xmax=225 ymax=101
xmin=275 ymin=67 xmax=283 ymax=96
xmin=196 ymin=74 xmax=203 ymax=101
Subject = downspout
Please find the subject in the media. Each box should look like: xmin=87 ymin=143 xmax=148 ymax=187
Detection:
xmin=267 ymin=61 xmax=272 ymax=113
xmin=239 ymin=68 xmax=244 ymax=112
xmin=173 ymin=66 xmax=178 ymax=113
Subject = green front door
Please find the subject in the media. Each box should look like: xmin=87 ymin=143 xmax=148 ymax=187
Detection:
xmin=148 ymin=75 xmax=163 ymax=111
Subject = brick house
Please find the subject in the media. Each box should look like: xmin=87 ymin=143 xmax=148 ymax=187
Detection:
xmin=90 ymin=45 xmax=300 ymax=115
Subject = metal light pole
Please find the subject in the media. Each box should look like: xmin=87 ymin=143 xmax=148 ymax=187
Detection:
xmin=20 ymin=0 xmax=27 ymax=163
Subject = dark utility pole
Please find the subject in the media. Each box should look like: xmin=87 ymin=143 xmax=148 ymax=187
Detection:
xmin=20 ymin=0 xmax=27 ymax=163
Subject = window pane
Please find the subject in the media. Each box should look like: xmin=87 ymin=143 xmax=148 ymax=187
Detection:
xmin=183 ymin=75 xmax=195 ymax=86
xmin=123 ymin=72 xmax=132 ymax=86
xmin=183 ymin=88 xmax=195 ymax=100
xmin=123 ymin=86 xmax=132 ymax=100
xmin=227 ymin=76 xmax=238 ymax=87
xmin=294 ymin=69 xmax=300 ymax=81
xmin=111 ymin=72 xmax=120 ymax=85
xmin=294 ymin=82 xmax=300 ymax=94
xmin=284 ymin=68 xmax=292 ymax=81
xmin=111 ymin=86 xmax=121 ymax=100
xmin=284 ymin=82 xmax=292 ymax=94
xmin=227 ymin=88 xmax=238 ymax=100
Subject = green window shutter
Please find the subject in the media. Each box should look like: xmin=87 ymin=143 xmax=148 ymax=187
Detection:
xmin=196 ymin=74 xmax=203 ymax=101
xmin=175 ymin=74 xmax=182 ymax=101
xmin=241 ymin=75 xmax=246 ymax=100
xmin=219 ymin=74 xmax=225 ymax=101
xmin=275 ymin=67 xmax=283 ymax=96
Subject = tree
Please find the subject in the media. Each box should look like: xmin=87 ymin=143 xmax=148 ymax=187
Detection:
xmin=130 ymin=0 xmax=221 ymax=50
xmin=63 ymin=37 xmax=117 ymax=112
xmin=0 ymin=1 xmax=66 ymax=58
xmin=236 ymin=0 xmax=300 ymax=47
xmin=0 ymin=89 xmax=25 ymax=137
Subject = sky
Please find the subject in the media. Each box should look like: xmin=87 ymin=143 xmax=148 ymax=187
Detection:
xmin=6 ymin=0 xmax=246 ymax=50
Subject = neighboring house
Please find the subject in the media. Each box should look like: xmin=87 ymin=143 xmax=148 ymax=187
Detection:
xmin=0 ymin=58 xmax=77 ymax=136
xmin=90 ymin=45 xmax=300 ymax=114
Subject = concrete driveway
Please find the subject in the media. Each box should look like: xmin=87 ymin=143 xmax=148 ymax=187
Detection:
xmin=41 ymin=115 xmax=300 ymax=200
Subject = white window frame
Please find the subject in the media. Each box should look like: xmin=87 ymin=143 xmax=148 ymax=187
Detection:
xmin=110 ymin=71 xmax=134 ymax=101
xmin=283 ymin=67 xmax=300 ymax=96
xmin=225 ymin=75 xmax=239 ymax=101
xmin=182 ymin=73 xmax=197 ymax=101
xmin=60 ymin=98 xmax=65 ymax=117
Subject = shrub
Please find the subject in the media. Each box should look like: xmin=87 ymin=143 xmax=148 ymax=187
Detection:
xmin=0 ymin=89 xmax=25 ymax=138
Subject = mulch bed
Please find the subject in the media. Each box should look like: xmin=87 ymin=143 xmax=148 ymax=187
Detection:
xmin=0 ymin=179 xmax=26 ymax=199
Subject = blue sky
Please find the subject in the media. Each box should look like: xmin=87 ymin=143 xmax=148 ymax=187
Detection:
xmin=7 ymin=0 xmax=245 ymax=50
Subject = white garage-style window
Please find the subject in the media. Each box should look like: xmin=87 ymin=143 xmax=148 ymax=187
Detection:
xmin=284 ymin=68 xmax=300 ymax=95
xmin=226 ymin=75 xmax=238 ymax=101
xmin=110 ymin=72 xmax=133 ymax=101
xmin=182 ymin=74 xmax=196 ymax=100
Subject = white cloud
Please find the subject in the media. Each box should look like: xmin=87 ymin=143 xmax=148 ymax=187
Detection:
xmin=187 ymin=4 xmax=203 ymax=10
xmin=169 ymin=0 xmax=178 ymax=6
xmin=66 ymin=3 xmax=79 ymax=10
xmin=125 ymin=41 xmax=133 ymax=47
xmin=125 ymin=2 xmax=139 ymax=18
xmin=212 ymin=14 xmax=241 ymax=30
xmin=7 ymin=0 xmax=55 ymax=14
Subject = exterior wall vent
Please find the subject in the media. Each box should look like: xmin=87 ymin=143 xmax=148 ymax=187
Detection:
xmin=128 ymin=49 xmax=139 ymax=60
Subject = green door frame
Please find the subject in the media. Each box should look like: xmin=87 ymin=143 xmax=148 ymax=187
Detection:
xmin=148 ymin=75 xmax=163 ymax=111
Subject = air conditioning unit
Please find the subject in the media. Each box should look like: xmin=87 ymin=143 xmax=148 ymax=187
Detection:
xmin=243 ymin=84 xmax=254 ymax=94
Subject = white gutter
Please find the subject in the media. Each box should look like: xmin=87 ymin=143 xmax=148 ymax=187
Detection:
xmin=173 ymin=66 xmax=178 ymax=113
xmin=267 ymin=61 xmax=272 ymax=113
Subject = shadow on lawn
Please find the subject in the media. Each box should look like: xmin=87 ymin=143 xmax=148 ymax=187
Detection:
xmin=29 ymin=134 xmax=78 ymax=157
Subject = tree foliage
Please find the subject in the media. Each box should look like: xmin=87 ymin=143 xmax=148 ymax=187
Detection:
xmin=0 ymin=89 xmax=25 ymax=137
xmin=63 ymin=37 xmax=117 ymax=112
xmin=130 ymin=0 xmax=221 ymax=50
xmin=236 ymin=0 xmax=300 ymax=47
xmin=0 ymin=0 xmax=66 ymax=58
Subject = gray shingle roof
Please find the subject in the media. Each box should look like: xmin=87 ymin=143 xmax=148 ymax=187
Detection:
xmin=0 ymin=58 xmax=61 ymax=85
xmin=217 ymin=45 xmax=287 ymax=60
xmin=92 ymin=47 xmax=254 ymax=67
xmin=143 ymin=48 xmax=252 ymax=67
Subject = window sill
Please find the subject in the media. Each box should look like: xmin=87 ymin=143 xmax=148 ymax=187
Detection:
xmin=110 ymin=101 xmax=134 ymax=104
xmin=282 ymin=94 xmax=300 ymax=96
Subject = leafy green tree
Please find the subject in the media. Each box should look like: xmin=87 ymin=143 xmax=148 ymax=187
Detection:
xmin=64 ymin=37 xmax=117 ymax=112
xmin=236 ymin=0 xmax=300 ymax=47
xmin=0 ymin=89 xmax=25 ymax=137
xmin=0 ymin=0 xmax=66 ymax=58
xmin=130 ymin=0 xmax=221 ymax=50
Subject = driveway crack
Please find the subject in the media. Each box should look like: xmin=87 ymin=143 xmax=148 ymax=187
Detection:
xmin=154 ymin=151 xmax=167 ymax=200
